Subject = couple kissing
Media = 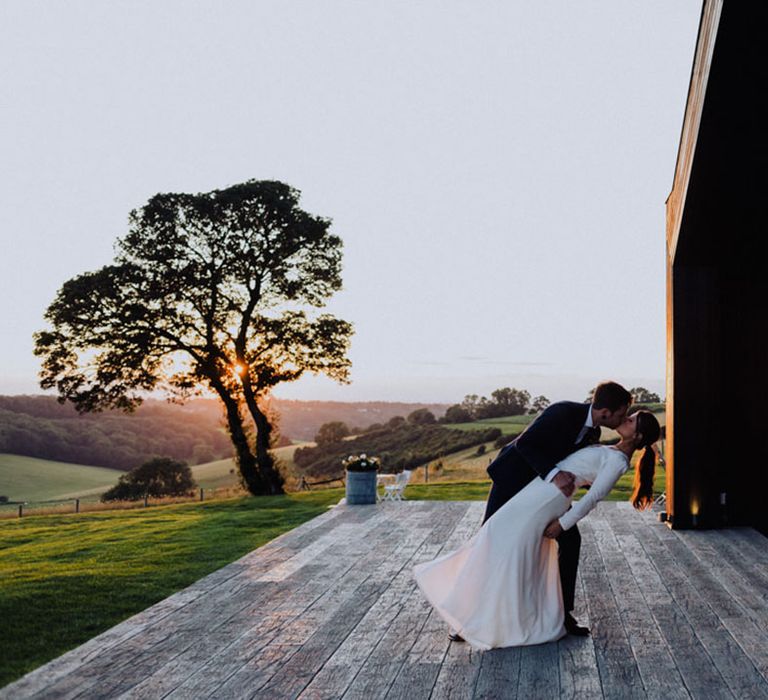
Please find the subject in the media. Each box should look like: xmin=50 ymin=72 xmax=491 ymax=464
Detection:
xmin=414 ymin=381 xmax=660 ymax=649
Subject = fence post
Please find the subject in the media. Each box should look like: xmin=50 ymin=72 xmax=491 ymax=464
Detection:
xmin=200 ymin=488 xmax=204 ymax=502
xmin=75 ymin=498 xmax=80 ymax=513
xmin=144 ymin=494 xmax=148 ymax=508
xmin=425 ymin=464 xmax=429 ymax=483
xmin=18 ymin=504 xmax=23 ymax=518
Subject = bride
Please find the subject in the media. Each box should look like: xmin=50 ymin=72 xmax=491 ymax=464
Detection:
xmin=413 ymin=410 xmax=661 ymax=650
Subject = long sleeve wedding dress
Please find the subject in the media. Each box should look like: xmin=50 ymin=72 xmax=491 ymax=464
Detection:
xmin=413 ymin=445 xmax=629 ymax=650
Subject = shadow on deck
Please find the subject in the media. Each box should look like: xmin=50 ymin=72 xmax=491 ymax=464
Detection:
xmin=3 ymin=501 xmax=768 ymax=699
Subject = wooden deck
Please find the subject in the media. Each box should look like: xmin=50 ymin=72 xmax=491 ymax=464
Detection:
xmin=4 ymin=501 xmax=768 ymax=699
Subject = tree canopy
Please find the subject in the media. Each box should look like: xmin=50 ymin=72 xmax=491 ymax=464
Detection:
xmin=101 ymin=457 xmax=196 ymax=501
xmin=629 ymin=387 xmax=662 ymax=404
xmin=455 ymin=388 xmax=531 ymax=421
xmin=529 ymin=395 xmax=551 ymax=414
xmin=35 ymin=180 xmax=354 ymax=495
xmin=314 ymin=421 xmax=350 ymax=446
xmin=407 ymin=408 xmax=436 ymax=425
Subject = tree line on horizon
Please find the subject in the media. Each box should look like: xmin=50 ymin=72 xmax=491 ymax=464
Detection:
xmin=0 ymin=395 xmax=446 ymax=471
xmin=0 ymin=401 xmax=233 ymax=471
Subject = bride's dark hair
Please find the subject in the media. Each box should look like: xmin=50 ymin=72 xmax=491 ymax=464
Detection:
xmin=630 ymin=410 xmax=661 ymax=510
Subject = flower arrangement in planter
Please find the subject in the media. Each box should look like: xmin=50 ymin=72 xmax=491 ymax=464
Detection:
xmin=343 ymin=454 xmax=380 ymax=472
xmin=344 ymin=453 xmax=380 ymax=504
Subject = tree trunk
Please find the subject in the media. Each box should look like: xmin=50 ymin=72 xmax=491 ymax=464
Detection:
xmin=241 ymin=380 xmax=284 ymax=494
xmin=208 ymin=375 xmax=271 ymax=495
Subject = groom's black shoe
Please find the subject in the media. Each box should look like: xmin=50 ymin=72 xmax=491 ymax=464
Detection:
xmin=564 ymin=613 xmax=590 ymax=636
xmin=448 ymin=632 xmax=465 ymax=642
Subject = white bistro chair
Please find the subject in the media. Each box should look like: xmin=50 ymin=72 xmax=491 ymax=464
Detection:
xmin=379 ymin=469 xmax=413 ymax=502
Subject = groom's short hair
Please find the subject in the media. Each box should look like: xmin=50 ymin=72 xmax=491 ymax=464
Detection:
xmin=592 ymin=381 xmax=632 ymax=412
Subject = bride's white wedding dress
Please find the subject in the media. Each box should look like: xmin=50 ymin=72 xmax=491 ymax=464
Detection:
xmin=413 ymin=445 xmax=629 ymax=650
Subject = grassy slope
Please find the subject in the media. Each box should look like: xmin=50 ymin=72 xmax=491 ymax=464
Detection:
xmin=0 ymin=442 xmax=311 ymax=504
xmin=190 ymin=442 xmax=309 ymax=489
xmin=0 ymin=490 xmax=340 ymax=687
xmin=450 ymin=411 xmax=667 ymax=440
xmin=404 ymin=464 xmax=666 ymax=504
xmin=448 ymin=415 xmax=534 ymax=434
xmin=0 ymin=455 xmax=123 ymax=502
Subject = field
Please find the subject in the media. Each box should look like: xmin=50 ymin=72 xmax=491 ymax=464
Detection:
xmin=448 ymin=415 xmax=534 ymax=434
xmin=0 ymin=443 xmax=311 ymax=508
xmin=406 ymin=463 xmax=666 ymax=504
xmin=187 ymin=441 xmax=309 ymax=490
xmin=0 ymin=454 xmax=123 ymax=502
xmin=449 ymin=410 xmax=666 ymax=441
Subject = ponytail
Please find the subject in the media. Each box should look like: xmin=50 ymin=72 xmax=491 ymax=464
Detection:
xmin=631 ymin=444 xmax=656 ymax=510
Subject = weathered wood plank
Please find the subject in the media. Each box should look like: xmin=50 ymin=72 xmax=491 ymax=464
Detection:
xmin=384 ymin=607 xmax=448 ymax=699
xmin=473 ymin=647 xmax=521 ymax=700
xmin=595 ymin=507 xmax=697 ymax=699
xmin=683 ymin=530 xmax=768 ymax=626
xmin=429 ymin=641 xmax=483 ymax=700
xmin=517 ymin=641 xmax=559 ymax=699
xmin=296 ymin=531 xmax=440 ymax=698
xmin=557 ymin=558 xmax=603 ymax=700
xmin=557 ymin=634 xmax=602 ymax=700
xmin=578 ymin=518 xmax=646 ymax=700
xmin=712 ymin=529 xmax=768 ymax=582
xmin=5 ymin=502 xmax=768 ymax=700
xmin=172 ymin=514 xmax=406 ymax=698
xmin=643 ymin=514 xmax=768 ymax=688
xmin=254 ymin=512 xmax=437 ymax=697
xmin=628 ymin=513 xmax=768 ymax=698
xmin=386 ymin=503 xmax=484 ymax=700
xmin=343 ymin=504 xmax=484 ymax=699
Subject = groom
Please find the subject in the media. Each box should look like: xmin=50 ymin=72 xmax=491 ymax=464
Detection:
xmin=453 ymin=381 xmax=632 ymax=640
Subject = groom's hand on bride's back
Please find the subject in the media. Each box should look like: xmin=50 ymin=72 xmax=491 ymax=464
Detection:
xmin=552 ymin=471 xmax=576 ymax=497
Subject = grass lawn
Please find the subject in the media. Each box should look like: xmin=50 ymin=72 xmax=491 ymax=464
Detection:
xmin=403 ymin=463 xmax=665 ymax=505
xmin=0 ymin=490 xmax=340 ymax=688
xmin=0 ymin=454 xmax=123 ymax=503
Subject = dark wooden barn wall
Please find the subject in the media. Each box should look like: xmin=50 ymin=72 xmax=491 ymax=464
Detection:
xmin=667 ymin=0 xmax=768 ymax=534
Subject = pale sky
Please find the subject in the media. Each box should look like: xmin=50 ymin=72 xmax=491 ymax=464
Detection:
xmin=0 ymin=1 xmax=701 ymax=403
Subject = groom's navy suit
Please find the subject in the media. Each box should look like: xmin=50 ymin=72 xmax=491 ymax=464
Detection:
xmin=483 ymin=401 xmax=600 ymax=613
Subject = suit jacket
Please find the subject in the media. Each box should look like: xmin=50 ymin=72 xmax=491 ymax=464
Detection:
xmin=487 ymin=401 xmax=599 ymax=497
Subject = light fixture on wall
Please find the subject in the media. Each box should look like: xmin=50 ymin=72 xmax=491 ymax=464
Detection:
xmin=690 ymin=498 xmax=700 ymax=528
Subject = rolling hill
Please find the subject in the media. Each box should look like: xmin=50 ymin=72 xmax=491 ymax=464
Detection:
xmin=0 ymin=442 xmax=311 ymax=504
xmin=0 ymin=454 xmax=123 ymax=503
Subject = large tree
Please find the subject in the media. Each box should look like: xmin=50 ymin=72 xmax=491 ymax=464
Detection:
xmin=34 ymin=180 xmax=354 ymax=495
xmin=314 ymin=421 xmax=350 ymax=447
xmin=629 ymin=387 xmax=661 ymax=404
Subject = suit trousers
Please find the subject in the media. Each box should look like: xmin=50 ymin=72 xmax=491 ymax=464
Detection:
xmin=482 ymin=479 xmax=581 ymax=613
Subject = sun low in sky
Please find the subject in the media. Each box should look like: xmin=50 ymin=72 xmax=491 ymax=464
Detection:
xmin=0 ymin=1 xmax=701 ymax=403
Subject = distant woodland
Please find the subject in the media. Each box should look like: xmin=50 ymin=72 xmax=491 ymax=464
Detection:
xmin=294 ymin=423 xmax=502 ymax=478
xmin=272 ymin=399 xmax=449 ymax=440
xmin=0 ymin=396 xmax=233 ymax=470
xmin=0 ymin=395 xmax=449 ymax=470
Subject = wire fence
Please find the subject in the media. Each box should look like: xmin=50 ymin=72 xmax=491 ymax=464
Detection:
xmin=0 ymin=486 xmax=247 ymax=520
